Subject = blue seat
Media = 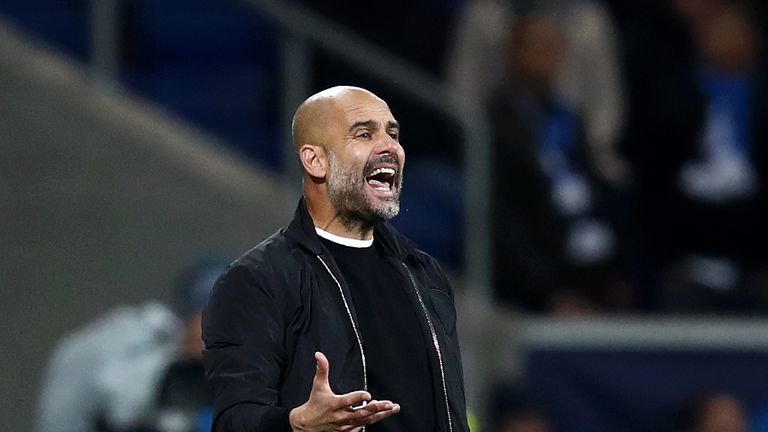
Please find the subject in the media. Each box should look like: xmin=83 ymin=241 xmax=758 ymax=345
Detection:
xmin=127 ymin=0 xmax=277 ymax=66
xmin=122 ymin=0 xmax=281 ymax=169
xmin=124 ymin=65 xmax=281 ymax=166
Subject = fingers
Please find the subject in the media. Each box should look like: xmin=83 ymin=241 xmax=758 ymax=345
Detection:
xmin=335 ymin=390 xmax=372 ymax=410
xmin=337 ymin=426 xmax=363 ymax=432
xmin=340 ymin=400 xmax=401 ymax=428
xmin=349 ymin=400 xmax=400 ymax=415
xmin=359 ymin=404 xmax=400 ymax=424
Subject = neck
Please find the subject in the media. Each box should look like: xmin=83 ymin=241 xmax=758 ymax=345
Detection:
xmin=305 ymin=193 xmax=374 ymax=240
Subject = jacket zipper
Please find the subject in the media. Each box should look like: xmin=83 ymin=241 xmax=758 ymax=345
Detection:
xmin=316 ymin=255 xmax=368 ymax=392
xmin=402 ymin=262 xmax=454 ymax=432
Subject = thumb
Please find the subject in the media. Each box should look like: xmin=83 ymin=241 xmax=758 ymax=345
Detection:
xmin=313 ymin=351 xmax=331 ymax=389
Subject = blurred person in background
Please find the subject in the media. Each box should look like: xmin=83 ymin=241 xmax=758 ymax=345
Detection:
xmin=677 ymin=391 xmax=749 ymax=432
xmin=448 ymin=0 xmax=629 ymax=186
xmin=486 ymin=382 xmax=551 ymax=432
xmin=649 ymin=0 xmax=768 ymax=312
xmin=486 ymin=10 xmax=631 ymax=313
xmin=37 ymin=259 xmax=226 ymax=432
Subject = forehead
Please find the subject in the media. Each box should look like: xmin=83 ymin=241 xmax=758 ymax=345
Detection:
xmin=335 ymin=92 xmax=396 ymax=126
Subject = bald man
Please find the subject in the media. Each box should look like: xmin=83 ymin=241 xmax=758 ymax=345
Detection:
xmin=203 ymin=86 xmax=469 ymax=432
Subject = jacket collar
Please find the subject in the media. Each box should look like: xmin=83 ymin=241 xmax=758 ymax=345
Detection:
xmin=284 ymin=197 xmax=417 ymax=260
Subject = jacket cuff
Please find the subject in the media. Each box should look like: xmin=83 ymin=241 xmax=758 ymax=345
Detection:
xmin=264 ymin=406 xmax=293 ymax=432
xmin=213 ymin=404 xmax=294 ymax=432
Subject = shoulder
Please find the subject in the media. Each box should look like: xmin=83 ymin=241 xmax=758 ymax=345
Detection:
xmin=378 ymin=222 xmax=449 ymax=282
xmin=45 ymin=302 xmax=178 ymax=387
xmin=408 ymin=249 xmax=454 ymax=294
xmin=235 ymin=228 xmax=296 ymax=268
xmin=55 ymin=303 xmax=177 ymax=357
xmin=410 ymin=248 xmax=443 ymax=272
xmin=210 ymin=229 xmax=307 ymax=305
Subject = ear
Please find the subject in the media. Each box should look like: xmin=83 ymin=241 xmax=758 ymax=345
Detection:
xmin=299 ymin=144 xmax=327 ymax=179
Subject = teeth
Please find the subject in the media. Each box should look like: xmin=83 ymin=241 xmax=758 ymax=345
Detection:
xmin=368 ymin=167 xmax=395 ymax=177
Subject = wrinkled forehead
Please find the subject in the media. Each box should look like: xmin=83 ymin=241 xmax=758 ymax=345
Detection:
xmin=331 ymin=91 xmax=396 ymax=128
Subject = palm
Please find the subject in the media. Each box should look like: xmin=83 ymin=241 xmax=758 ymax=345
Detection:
xmin=289 ymin=352 xmax=400 ymax=432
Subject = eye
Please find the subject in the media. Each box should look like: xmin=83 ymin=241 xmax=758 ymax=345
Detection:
xmin=357 ymin=131 xmax=372 ymax=139
xmin=388 ymin=131 xmax=399 ymax=140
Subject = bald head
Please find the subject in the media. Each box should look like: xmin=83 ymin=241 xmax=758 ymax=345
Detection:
xmin=289 ymin=85 xmax=404 ymax=236
xmin=291 ymin=86 xmax=385 ymax=152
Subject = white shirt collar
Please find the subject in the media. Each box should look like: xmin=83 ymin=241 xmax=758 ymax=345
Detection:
xmin=315 ymin=227 xmax=374 ymax=248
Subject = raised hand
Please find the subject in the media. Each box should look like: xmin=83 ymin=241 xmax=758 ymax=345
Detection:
xmin=289 ymin=352 xmax=400 ymax=432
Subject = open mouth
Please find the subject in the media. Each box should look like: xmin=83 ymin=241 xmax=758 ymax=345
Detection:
xmin=365 ymin=167 xmax=397 ymax=193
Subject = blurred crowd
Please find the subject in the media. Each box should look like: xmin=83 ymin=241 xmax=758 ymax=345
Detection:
xmin=446 ymin=0 xmax=768 ymax=315
xmin=487 ymin=383 xmax=768 ymax=432
xmin=299 ymin=0 xmax=768 ymax=315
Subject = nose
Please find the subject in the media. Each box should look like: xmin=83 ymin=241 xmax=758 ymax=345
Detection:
xmin=376 ymin=133 xmax=401 ymax=155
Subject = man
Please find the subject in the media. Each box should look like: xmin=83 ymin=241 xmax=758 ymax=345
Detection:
xmin=203 ymin=86 xmax=469 ymax=431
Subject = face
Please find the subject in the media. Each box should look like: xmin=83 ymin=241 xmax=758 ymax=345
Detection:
xmin=510 ymin=16 xmax=565 ymax=88
xmin=695 ymin=394 xmax=747 ymax=432
xmin=699 ymin=6 xmax=755 ymax=72
xmin=497 ymin=410 xmax=550 ymax=432
xmin=324 ymin=91 xmax=405 ymax=228
xmin=500 ymin=418 xmax=549 ymax=432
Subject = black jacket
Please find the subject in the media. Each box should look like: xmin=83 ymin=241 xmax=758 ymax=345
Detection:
xmin=203 ymin=198 xmax=469 ymax=432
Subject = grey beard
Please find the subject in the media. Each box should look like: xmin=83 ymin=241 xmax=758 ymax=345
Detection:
xmin=326 ymin=154 xmax=400 ymax=231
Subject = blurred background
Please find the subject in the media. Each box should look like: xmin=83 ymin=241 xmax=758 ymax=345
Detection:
xmin=2 ymin=0 xmax=768 ymax=431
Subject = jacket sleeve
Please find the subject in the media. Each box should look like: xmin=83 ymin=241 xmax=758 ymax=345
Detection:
xmin=202 ymin=263 xmax=293 ymax=432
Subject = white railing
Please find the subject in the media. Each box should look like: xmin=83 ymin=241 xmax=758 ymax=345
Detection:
xmin=521 ymin=316 xmax=768 ymax=351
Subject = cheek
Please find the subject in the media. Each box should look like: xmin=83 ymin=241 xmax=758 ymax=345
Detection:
xmin=347 ymin=148 xmax=369 ymax=166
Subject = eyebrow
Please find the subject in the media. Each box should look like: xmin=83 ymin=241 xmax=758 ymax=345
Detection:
xmin=349 ymin=120 xmax=400 ymax=133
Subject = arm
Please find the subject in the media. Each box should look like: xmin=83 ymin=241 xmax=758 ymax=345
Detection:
xmin=559 ymin=2 xmax=629 ymax=184
xmin=446 ymin=0 xmax=514 ymax=105
xmin=203 ymin=264 xmax=292 ymax=431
